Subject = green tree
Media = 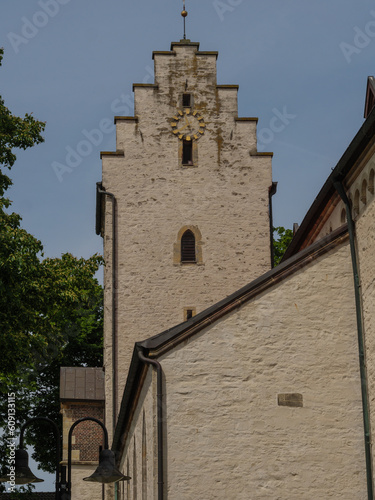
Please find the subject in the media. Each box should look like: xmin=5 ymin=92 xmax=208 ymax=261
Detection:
xmin=0 ymin=48 xmax=103 ymax=482
xmin=26 ymin=258 xmax=103 ymax=472
xmin=0 ymin=253 xmax=103 ymax=482
xmin=273 ymin=226 xmax=293 ymax=266
xmin=0 ymin=46 xmax=46 ymax=384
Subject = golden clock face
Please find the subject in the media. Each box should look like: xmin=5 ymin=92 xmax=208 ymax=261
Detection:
xmin=170 ymin=109 xmax=206 ymax=141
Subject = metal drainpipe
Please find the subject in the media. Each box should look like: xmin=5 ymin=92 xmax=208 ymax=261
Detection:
xmin=334 ymin=179 xmax=374 ymax=499
xmin=138 ymin=351 xmax=164 ymax=500
xmin=98 ymin=188 xmax=118 ymax=435
xmin=269 ymin=182 xmax=278 ymax=268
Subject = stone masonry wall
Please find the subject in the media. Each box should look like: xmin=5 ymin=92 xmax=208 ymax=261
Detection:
xmin=356 ymin=187 xmax=375 ymax=478
xmin=117 ymin=369 xmax=157 ymax=500
xmin=101 ymin=41 xmax=273 ymax=438
xmin=121 ymin=240 xmax=367 ymax=499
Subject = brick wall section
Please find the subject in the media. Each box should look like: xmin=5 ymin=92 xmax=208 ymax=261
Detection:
xmin=61 ymin=402 xmax=104 ymax=462
xmin=60 ymin=402 xmax=105 ymax=500
xmin=69 ymin=404 xmax=104 ymax=461
xmin=60 ymin=367 xmax=105 ymax=499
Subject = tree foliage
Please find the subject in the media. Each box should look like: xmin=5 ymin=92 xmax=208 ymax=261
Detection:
xmin=0 ymin=46 xmax=46 ymax=387
xmin=0 ymin=48 xmax=104 ymax=482
xmin=273 ymin=226 xmax=293 ymax=266
xmin=14 ymin=271 xmax=103 ymax=473
xmin=0 ymin=254 xmax=103 ymax=478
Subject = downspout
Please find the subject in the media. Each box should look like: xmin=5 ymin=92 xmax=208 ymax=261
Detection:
xmin=333 ymin=179 xmax=373 ymax=499
xmin=269 ymin=182 xmax=278 ymax=268
xmin=98 ymin=188 xmax=118 ymax=434
xmin=138 ymin=350 xmax=164 ymax=500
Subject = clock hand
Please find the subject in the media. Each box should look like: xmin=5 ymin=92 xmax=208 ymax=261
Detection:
xmin=176 ymin=123 xmax=188 ymax=133
xmin=185 ymin=117 xmax=194 ymax=132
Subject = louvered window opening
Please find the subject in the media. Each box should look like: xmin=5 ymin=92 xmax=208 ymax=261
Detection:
xmin=182 ymin=140 xmax=193 ymax=165
xmin=181 ymin=230 xmax=196 ymax=263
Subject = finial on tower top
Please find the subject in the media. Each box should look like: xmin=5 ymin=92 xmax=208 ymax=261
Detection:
xmin=181 ymin=0 xmax=188 ymax=40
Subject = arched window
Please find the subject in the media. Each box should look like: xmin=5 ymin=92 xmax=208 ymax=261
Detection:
xmin=341 ymin=207 xmax=346 ymax=224
xmin=142 ymin=410 xmax=147 ymax=498
xmin=133 ymin=436 xmax=137 ymax=499
xmin=361 ymin=179 xmax=367 ymax=205
xmin=127 ymin=458 xmax=130 ymax=499
xmin=173 ymin=226 xmax=203 ymax=265
xmin=181 ymin=230 xmax=196 ymax=262
xmin=353 ymin=189 xmax=360 ymax=217
xmin=369 ymin=169 xmax=374 ymax=194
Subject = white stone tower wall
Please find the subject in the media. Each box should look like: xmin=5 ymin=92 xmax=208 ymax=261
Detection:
xmin=101 ymin=42 xmax=273 ymax=436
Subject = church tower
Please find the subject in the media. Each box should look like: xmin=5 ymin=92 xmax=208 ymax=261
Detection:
xmin=97 ymin=36 xmax=274 ymax=438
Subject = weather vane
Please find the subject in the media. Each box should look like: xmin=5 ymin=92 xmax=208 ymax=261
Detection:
xmin=181 ymin=0 xmax=188 ymax=40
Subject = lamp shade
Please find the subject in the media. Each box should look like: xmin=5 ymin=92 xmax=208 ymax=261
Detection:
xmin=83 ymin=449 xmax=130 ymax=484
xmin=0 ymin=449 xmax=44 ymax=485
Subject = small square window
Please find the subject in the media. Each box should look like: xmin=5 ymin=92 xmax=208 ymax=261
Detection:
xmin=182 ymin=93 xmax=192 ymax=107
xmin=184 ymin=307 xmax=196 ymax=321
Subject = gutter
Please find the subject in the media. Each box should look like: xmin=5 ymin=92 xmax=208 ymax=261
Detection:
xmin=269 ymin=182 xmax=278 ymax=268
xmin=333 ymin=178 xmax=373 ymax=500
xmin=138 ymin=351 xmax=164 ymax=500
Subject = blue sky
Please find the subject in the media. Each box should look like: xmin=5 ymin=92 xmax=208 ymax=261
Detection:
xmin=2 ymin=0 xmax=375 ymax=490
xmin=2 ymin=0 xmax=375 ymax=262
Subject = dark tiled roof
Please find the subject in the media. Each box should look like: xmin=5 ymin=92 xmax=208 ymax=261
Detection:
xmin=60 ymin=367 xmax=104 ymax=401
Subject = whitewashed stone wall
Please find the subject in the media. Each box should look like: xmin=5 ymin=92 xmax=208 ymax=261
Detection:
xmin=117 ymin=369 xmax=157 ymax=500
xmin=122 ymin=241 xmax=367 ymax=499
xmin=101 ymin=41 xmax=273 ymax=438
xmin=68 ymin=465 xmax=100 ymax=499
xmin=356 ymin=183 xmax=375 ymax=476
